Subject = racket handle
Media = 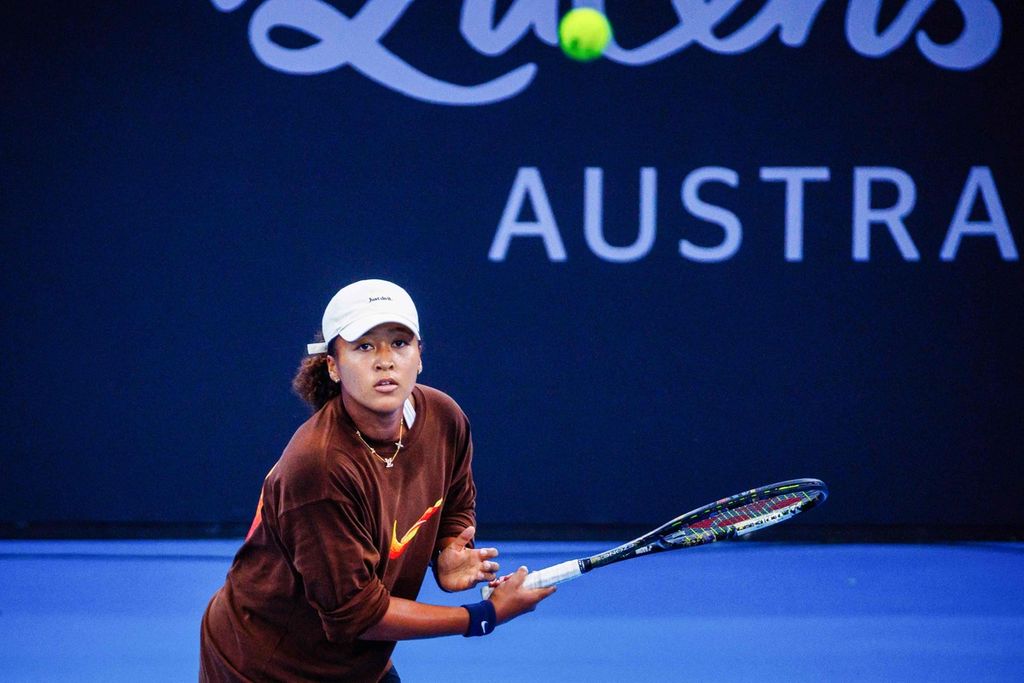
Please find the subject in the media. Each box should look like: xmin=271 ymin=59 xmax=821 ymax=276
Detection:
xmin=480 ymin=560 xmax=582 ymax=599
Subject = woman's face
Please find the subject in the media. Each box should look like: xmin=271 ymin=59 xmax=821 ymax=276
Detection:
xmin=329 ymin=323 xmax=421 ymax=419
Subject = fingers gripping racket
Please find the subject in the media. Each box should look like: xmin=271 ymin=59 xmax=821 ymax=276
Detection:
xmin=482 ymin=478 xmax=827 ymax=598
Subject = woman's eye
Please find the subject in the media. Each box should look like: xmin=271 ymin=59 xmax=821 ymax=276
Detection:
xmin=358 ymin=343 xmax=373 ymax=351
xmin=393 ymin=339 xmax=408 ymax=348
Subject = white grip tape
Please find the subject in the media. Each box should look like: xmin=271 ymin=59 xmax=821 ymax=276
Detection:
xmin=480 ymin=560 xmax=582 ymax=599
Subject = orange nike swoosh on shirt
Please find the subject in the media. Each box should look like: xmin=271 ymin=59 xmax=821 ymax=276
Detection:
xmin=389 ymin=497 xmax=444 ymax=560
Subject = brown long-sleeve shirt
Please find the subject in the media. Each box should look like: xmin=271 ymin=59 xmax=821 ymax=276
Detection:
xmin=200 ymin=385 xmax=476 ymax=682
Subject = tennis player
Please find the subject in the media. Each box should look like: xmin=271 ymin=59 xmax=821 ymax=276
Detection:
xmin=199 ymin=279 xmax=555 ymax=682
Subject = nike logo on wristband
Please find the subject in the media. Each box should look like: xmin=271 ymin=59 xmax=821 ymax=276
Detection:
xmin=481 ymin=620 xmax=489 ymax=633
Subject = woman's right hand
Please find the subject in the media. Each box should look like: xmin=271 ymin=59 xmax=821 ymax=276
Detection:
xmin=486 ymin=566 xmax=556 ymax=624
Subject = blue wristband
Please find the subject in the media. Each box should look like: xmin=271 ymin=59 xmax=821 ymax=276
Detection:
xmin=461 ymin=600 xmax=497 ymax=637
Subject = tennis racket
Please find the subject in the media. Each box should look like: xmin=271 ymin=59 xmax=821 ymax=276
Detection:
xmin=482 ymin=478 xmax=827 ymax=598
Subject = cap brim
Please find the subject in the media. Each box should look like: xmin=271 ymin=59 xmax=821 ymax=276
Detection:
xmin=338 ymin=313 xmax=420 ymax=342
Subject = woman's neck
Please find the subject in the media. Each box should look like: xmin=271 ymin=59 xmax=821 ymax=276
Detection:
xmin=341 ymin=392 xmax=403 ymax=441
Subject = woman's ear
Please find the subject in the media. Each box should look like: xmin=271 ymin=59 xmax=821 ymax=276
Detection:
xmin=327 ymin=355 xmax=340 ymax=383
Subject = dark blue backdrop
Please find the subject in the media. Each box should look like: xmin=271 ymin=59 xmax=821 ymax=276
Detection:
xmin=2 ymin=1 xmax=1021 ymax=535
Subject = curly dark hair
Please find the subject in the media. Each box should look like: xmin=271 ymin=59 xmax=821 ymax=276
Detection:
xmin=291 ymin=335 xmax=340 ymax=411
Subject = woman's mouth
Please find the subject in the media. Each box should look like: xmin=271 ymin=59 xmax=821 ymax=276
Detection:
xmin=374 ymin=378 xmax=400 ymax=393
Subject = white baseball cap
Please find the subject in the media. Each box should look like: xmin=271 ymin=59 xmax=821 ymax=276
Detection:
xmin=306 ymin=279 xmax=420 ymax=355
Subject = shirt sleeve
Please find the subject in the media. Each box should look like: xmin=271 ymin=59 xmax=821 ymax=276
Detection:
xmin=277 ymin=497 xmax=390 ymax=643
xmin=435 ymin=418 xmax=477 ymax=548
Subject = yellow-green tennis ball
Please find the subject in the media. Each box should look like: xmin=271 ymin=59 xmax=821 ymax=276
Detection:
xmin=558 ymin=8 xmax=612 ymax=62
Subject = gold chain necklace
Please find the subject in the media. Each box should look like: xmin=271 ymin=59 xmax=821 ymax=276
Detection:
xmin=355 ymin=420 xmax=405 ymax=468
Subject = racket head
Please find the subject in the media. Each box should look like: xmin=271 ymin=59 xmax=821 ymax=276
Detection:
xmin=588 ymin=478 xmax=828 ymax=568
xmin=657 ymin=478 xmax=828 ymax=548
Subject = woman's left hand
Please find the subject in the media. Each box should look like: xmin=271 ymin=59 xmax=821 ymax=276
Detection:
xmin=434 ymin=526 xmax=499 ymax=592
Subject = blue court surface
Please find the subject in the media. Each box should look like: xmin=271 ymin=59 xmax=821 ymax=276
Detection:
xmin=1 ymin=540 xmax=1022 ymax=682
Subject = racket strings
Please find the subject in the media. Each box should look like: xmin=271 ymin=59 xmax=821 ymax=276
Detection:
xmin=664 ymin=491 xmax=818 ymax=544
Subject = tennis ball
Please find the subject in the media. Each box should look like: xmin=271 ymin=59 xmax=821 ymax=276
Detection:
xmin=558 ymin=8 xmax=613 ymax=62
